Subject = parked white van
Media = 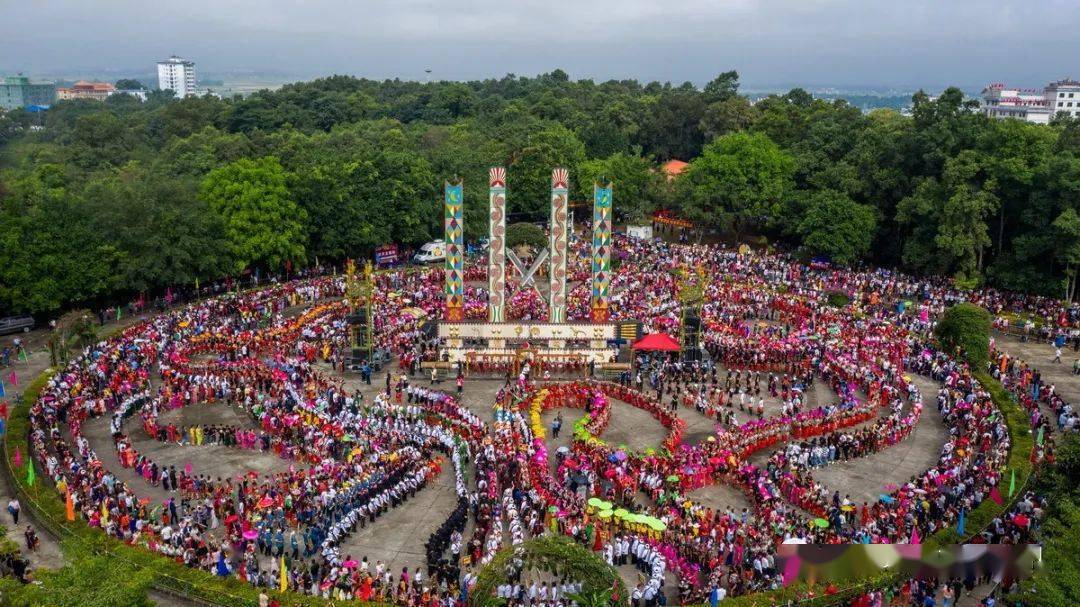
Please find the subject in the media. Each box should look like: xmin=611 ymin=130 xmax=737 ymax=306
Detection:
xmin=412 ymin=240 xmax=446 ymax=264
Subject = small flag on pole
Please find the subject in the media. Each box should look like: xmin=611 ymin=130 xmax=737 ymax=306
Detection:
xmin=1008 ymin=469 xmax=1016 ymax=498
xmin=956 ymin=509 xmax=965 ymax=536
xmin=279 ymin=556 xmax=288 ymax=592
xmin=1036 ymin=426 xmax=1044 ymax=446
xmin=66 ymin=490 xmax=76 ymax=521
xmin=7 ymin=372 xmax=17 ymax=388
xmin=17 ymin=349 xmax=27 ymax=362
xmin=25 ymin=459 xmax=35 ymax=486
xmin=0 ymin=380 xmax=5 ymax=398
xmin=116 ymin=306 xmax=122 ymax=321
xmin=909 ymin=526 xmax=920 ymax=544
xmin=13 ymin=446 xmax=21 ymax=468
xmin=989 ymin=486 xmax=1004 ymax=505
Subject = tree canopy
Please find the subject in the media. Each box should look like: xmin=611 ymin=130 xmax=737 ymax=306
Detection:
xmin=1 ymin=70 xmax=1079 ymax=315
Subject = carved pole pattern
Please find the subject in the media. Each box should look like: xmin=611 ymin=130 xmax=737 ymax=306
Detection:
xmin=549 ymin=168 xmax=569 ymax=323
xmin=488 ymin=167 xmax=507 ymax=322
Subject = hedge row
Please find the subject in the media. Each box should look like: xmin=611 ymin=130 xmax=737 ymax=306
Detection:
xmin=2 ymin=368 xmax=381 ymax=607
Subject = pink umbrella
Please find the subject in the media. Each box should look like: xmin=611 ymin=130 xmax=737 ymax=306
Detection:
xmin=242 ymin=530 xmax=259 ymax=540
xmin=342 ymin=560 xmax=359 ymax=569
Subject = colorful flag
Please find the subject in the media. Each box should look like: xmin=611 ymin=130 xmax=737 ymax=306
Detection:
xmin=989 ymin=486 xmax=1004 ymax=505
xmin=13 ymin=446 xmax=21 ymax=468
xmin=25 ymin=459 xmax=35 ymax=486
xmin=8 ymin=372 xmax=16 ymax=387
xmin=1008 ymin=469 xmax=1016 ymax=498
xmin=910 ymin=526 xmax=920 ymax=544
xmin=1036 ymin=426 xmax=1044 ymax=446
xmin=17 ymin=349 xmax=27 ymax=362
xmin=101 ymin=502 xmax=109 ymax=523
xmin=279 ymin=556 xmax=288 ymax=592
xmin=0 ymin=380 xmax=5 ymax=398
xmin=66 ymin=490 xmax=76 ymax=521
xmin=956 ymin=509 xmax=966 ymax=536
xmin=116 ymin=306 xmax=122 ymax=321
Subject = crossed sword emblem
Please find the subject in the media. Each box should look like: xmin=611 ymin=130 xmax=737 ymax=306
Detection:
xmin=506 ymin=248 xmax=549 ymax=299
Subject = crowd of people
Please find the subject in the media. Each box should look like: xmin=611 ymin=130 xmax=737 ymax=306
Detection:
xmin=16 ymin=232 xmax=1071 ymax=606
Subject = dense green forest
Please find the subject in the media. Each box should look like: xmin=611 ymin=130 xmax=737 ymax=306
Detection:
xmin=1 ymin=69 xmax=1079 ymax=316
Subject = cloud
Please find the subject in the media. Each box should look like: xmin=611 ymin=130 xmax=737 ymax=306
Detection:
xmin=1 ymin=0 xmax=1076 ymax=88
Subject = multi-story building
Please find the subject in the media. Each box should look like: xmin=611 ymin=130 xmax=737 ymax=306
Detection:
xmin=157 ymin=55 xmax=197 ymax=97
xmin=0 ymin=74 xmax=56 ymax=110
xmin=1044 ymin=79 xmax=1080 ymax=119
xmin=981 ymin=78 xmax=1080 ymax=124
xmin=56 ymin=80 xmax=116 ymax=101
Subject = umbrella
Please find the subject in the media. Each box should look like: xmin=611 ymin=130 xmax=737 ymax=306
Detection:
xmin=257 ymin=496 xmax=274 ymax=509
xmin=879 ymin=494 xmax=896 ymax=504
xmin=242 ymin=530 xmax=259 ymax=540
xmin=648 ymin=519 xmax=667 ymax=531
xmin=587 ymin=497 xmax=604 ymax=508
xmin=840 ymin=505 xmax=855 ymax=512
xmin=813 ymin=518 xmax=829 ymax=528
xmin=598 ymin=510 xmax=613 ymax=519
xmin=557 ymin=446 xmax=570 ymax=454
xmin=548 ymin=506 xmax=558 ymax=513
xmin=613 ymin=508 xmax=629 ymax=519
xmin=614 ymin=451 xmax=628 ymax=461
xmin=666 ymin=475 xmax=680 ymax=482
xmin=343 ymin=560 xmax=359 ymax=569
xmin=884 ymin=483 xmax=899 ymax=492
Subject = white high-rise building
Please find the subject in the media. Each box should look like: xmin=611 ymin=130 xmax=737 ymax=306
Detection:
xmin=981 ymin=78 xmax=1080 ymax=124
xmin=157 ymin=55 xmax=196 ymax=98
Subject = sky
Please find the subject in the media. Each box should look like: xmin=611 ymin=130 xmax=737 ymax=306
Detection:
xmin=2 ymin=0 xmax=1077 ymax=90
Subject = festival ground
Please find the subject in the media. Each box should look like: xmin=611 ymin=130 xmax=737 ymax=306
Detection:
xmin=1 ymin=255 xmax=1069 ymax=606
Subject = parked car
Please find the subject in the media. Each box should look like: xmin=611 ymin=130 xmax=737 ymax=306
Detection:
xmin=0 ymin=315 xmax=34 ymax=335
xmin=412 ymin=240 xmax=446 ymax=264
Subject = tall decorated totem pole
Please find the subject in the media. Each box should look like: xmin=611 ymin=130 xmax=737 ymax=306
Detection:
xmin=590 ymin=178 xmax=613 ymax=322
xmin=488 ymin=167 xmax=507 ymax=323
xmin=444 ymin=178 xmax=465 ymax=322
xmin=548 ymin=167 xmax=570 ymax=324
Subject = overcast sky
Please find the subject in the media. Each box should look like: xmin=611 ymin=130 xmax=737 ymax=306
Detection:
xmin=2 ymin=1 xmax=1076 ymax=89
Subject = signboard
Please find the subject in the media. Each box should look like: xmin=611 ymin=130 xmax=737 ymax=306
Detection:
xmin=375 ymin=244 xmax=399 ymax=266
xmin=626 ymin=225 xmax=653 ymax=240
xmin=437 ymin=322 xmax=617 ymax=341
xmin=617 ymin=321 xmax=643 ymax=342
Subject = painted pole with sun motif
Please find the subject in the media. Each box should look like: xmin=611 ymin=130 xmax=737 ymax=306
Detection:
xmin=444 ymin=179 xmax=464 ymax=321
xmin=548 ymin=167 xmax=570 ymax=323
xmin=488 ymin=167 xmax=507 ymax=323
xmin=591 ymin=178 xmax=613 ymax=322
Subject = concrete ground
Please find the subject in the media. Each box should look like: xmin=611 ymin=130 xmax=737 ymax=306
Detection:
xmin=810 ymin=375 xmax=948 ymax=505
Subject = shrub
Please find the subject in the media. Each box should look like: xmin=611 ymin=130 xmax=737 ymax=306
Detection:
xmin=825 ymin=291 xmax=850 ymax=308
xmin=505 ymin=222 xmax=547 ymax=251
xmin=934 ymin=302 xmax=992 ymax=369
